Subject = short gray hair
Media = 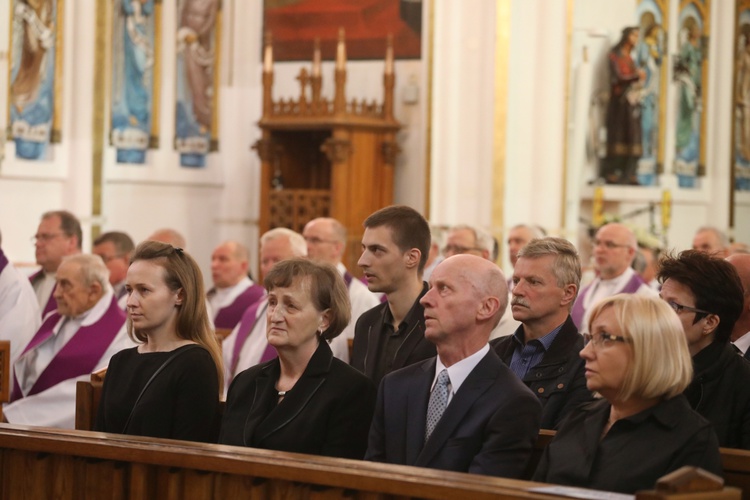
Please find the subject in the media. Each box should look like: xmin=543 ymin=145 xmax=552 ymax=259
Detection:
xmin=261 ymin=228 xmax=307 ymax=257
xmin=517 ymin=237 xmax=581 ymax=292
xmin=451 ymin=224 xmax=494 ymax=254
xmin=61 ymin=254 xmax=110 ymax=290
xmin=695 ymin=226 xmax=729 ymax=248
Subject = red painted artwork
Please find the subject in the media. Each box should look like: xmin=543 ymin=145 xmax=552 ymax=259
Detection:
xmin=264 ymin=0 xmax=421 ymax=61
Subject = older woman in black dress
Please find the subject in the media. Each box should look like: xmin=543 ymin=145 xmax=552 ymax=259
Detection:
xmin=95 ymin=241 xmax=223 ymax=442
xmin=219 ymin=258 xmax=376 ymax=458
xmin=534 ymin=294 xmax=721 ymax=494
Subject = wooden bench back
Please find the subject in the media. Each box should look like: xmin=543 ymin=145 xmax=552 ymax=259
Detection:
xmin=0 ymin=340 xmax=10 ymax=421
xmin=0 ymin=425 xmax=739 ymax=500
xmin=0 ymin=340 xmax=9 ymax=405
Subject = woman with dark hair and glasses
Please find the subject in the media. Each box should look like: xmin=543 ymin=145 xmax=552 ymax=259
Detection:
xmin=658 ymin=249 xmax=750 ymax=449
xmin=534 ymin=294 xmax=721 ymax=493
xmin=95 ymin=241 xmax=223 ymax=442
xmin=219 ymin=258 xmax=375 ymax=458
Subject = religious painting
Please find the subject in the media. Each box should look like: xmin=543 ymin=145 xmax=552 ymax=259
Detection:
xmin=635 ymin=0 xmax=668 ymax=186
xmin=110 ymin=0 xmax=161 ymax=164
xmin=174 ymin=0 xmax=221 ymax=168
xmin=673 ymin=0 xmax=709 ymax=188
xmin=733 ymin=0 xmax=750 ymax=192
xmin=263 ymin=0 xmax=422 ymax=61
xmin=7 ymin=0 xmax=64 ymax=160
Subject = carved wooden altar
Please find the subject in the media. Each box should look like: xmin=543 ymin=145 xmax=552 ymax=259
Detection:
xmin=254 ymin=30 xmax=400 ymax=276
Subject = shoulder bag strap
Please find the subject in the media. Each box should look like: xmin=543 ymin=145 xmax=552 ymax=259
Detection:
xmin=122 ymin=344 xmax=202 ymax=433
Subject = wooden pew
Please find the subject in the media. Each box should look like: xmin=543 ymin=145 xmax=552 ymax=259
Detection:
xmin=74 ymin=368 xmax=106 ymax=431
xmin=0 ymin=425 xmax=739 ymax=499
xmin=0 ymin=341 xmax=9 ymax=422
xmin=73 ymin=377 xmax=750 ymax=498
xmin=721 ymin=447 xmax=750 ymax=499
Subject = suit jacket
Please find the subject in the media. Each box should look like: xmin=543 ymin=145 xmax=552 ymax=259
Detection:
xmin=219 ymin=340 xmax=376 ymax=459
xmin=351 ymin=282 xmax=436 ymax=386
xmin=366 ymin=349 xmax=542 ymax=477
xmin=491 ymin=315 xmax=593 ymax=429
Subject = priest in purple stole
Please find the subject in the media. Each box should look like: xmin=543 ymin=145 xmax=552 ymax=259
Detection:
xmin=221 ymin=229 xmax=307 ymax=394
xmin=207 ymin=241 xmax=265 ymax=331
xmin=571 ymin=223 xmax=657 ymax=333
xmin=4 ymin=254 xmax=134 ymax=428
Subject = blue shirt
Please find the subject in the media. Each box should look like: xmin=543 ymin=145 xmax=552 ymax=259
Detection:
xmin=508 ymin=322 xmax=564 ymax=380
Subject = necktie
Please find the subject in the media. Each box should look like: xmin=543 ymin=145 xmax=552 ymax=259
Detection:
xmin=425 ymin=369 xmax=450 ymax=441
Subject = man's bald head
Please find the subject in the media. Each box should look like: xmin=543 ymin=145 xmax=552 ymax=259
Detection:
xmin=593 ymin=223 xmax=637 ymax=279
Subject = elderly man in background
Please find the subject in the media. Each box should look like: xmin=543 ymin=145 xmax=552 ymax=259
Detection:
xmin=92 ymin=231 xmax=135 ymax=307
xmin=0 ymin=230 xmax=41 ymax=382
xmin=303 ymin=217 xmax=379 ymax=362
xmin=4 ymin=254 xmax=132 ymax=428
xmin=147 ymin=228 xmax=187 ymax=249
xmin=221 ymin=228 xmax=307 ymax=390
xmin=572 ymin=222 xmax=656 ymax=332
xmin=30 ymin=210 xmax=82 ymax=317
xmin=207 ymin=240 xmax=264 ymax=332
xmin=692 ymin=226 xmax=728 ymax=257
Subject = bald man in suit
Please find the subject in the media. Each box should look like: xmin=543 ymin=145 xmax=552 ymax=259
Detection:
xmin=366 ymin=255 xmax=541 ymax=477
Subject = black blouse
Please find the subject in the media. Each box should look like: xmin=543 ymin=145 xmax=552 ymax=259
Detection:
xmin=533 ymin=396 xmax=722 ymax=494
xmin=95 ymin=344 xmax=220 ymax=442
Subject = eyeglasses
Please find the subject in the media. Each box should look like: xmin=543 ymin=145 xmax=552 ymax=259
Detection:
xmin=31 ymin=232 xmax=65 ymax=243
xmin=593 ymin=239 xmax=630 ymax=250
xmin=664 ymin=300 xmax=712 ymax=316
xmin=583 ymin=332 xmax=629 ymax=348
xmin=442 ymin=244 xmax=484 ymax=255
xmin=304 ymin=236 xmax=338 ymax=245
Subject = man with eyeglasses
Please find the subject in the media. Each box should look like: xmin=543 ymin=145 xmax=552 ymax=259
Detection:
xmin=658 ymin=250 xmax=750 ymax=449
xmin=303 ymin=218 xmax=379 ymax=363
xmin=442 ymin=224 xmax=493 ymax=260
xmin=30 ymin=211 xmax=82 ymax=317
xmin=727 ymin=253 xmax=750 ymax=360
xmin=572 ymin=222 xmax=656 ymax=332
xmin=93 ymin=231 xmax=135 ymax=308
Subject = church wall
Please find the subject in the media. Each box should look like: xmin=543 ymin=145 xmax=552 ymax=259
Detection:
xmin=0 ymin=0 xmax=744 ymax=282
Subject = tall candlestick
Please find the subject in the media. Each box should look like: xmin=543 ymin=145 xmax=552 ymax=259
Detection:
xmin=263 ymin=31 xmax=273 ymax=72
xmin=385 ymin=34 xmax=394 ymax=74
xmin=313 ymin=38 xmax=321 ymax=77
xmin=336 ymin=28 xmax=346 ymax=71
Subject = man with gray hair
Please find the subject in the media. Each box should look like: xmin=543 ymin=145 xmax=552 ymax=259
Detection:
xmin=4 ymin=254 xmax=132 ymax=428
xmin=692 ymin=226 xmax=728 ymax=257
xmin=30 ymin=210 xmax=83 ymax=317
xmin=442 ymin=224 xmax=494 ymax=261
xmin=221 ymin=228 xmax=307 ymax=389
xmin=491 ymin=237 xmax=592 ymax=429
